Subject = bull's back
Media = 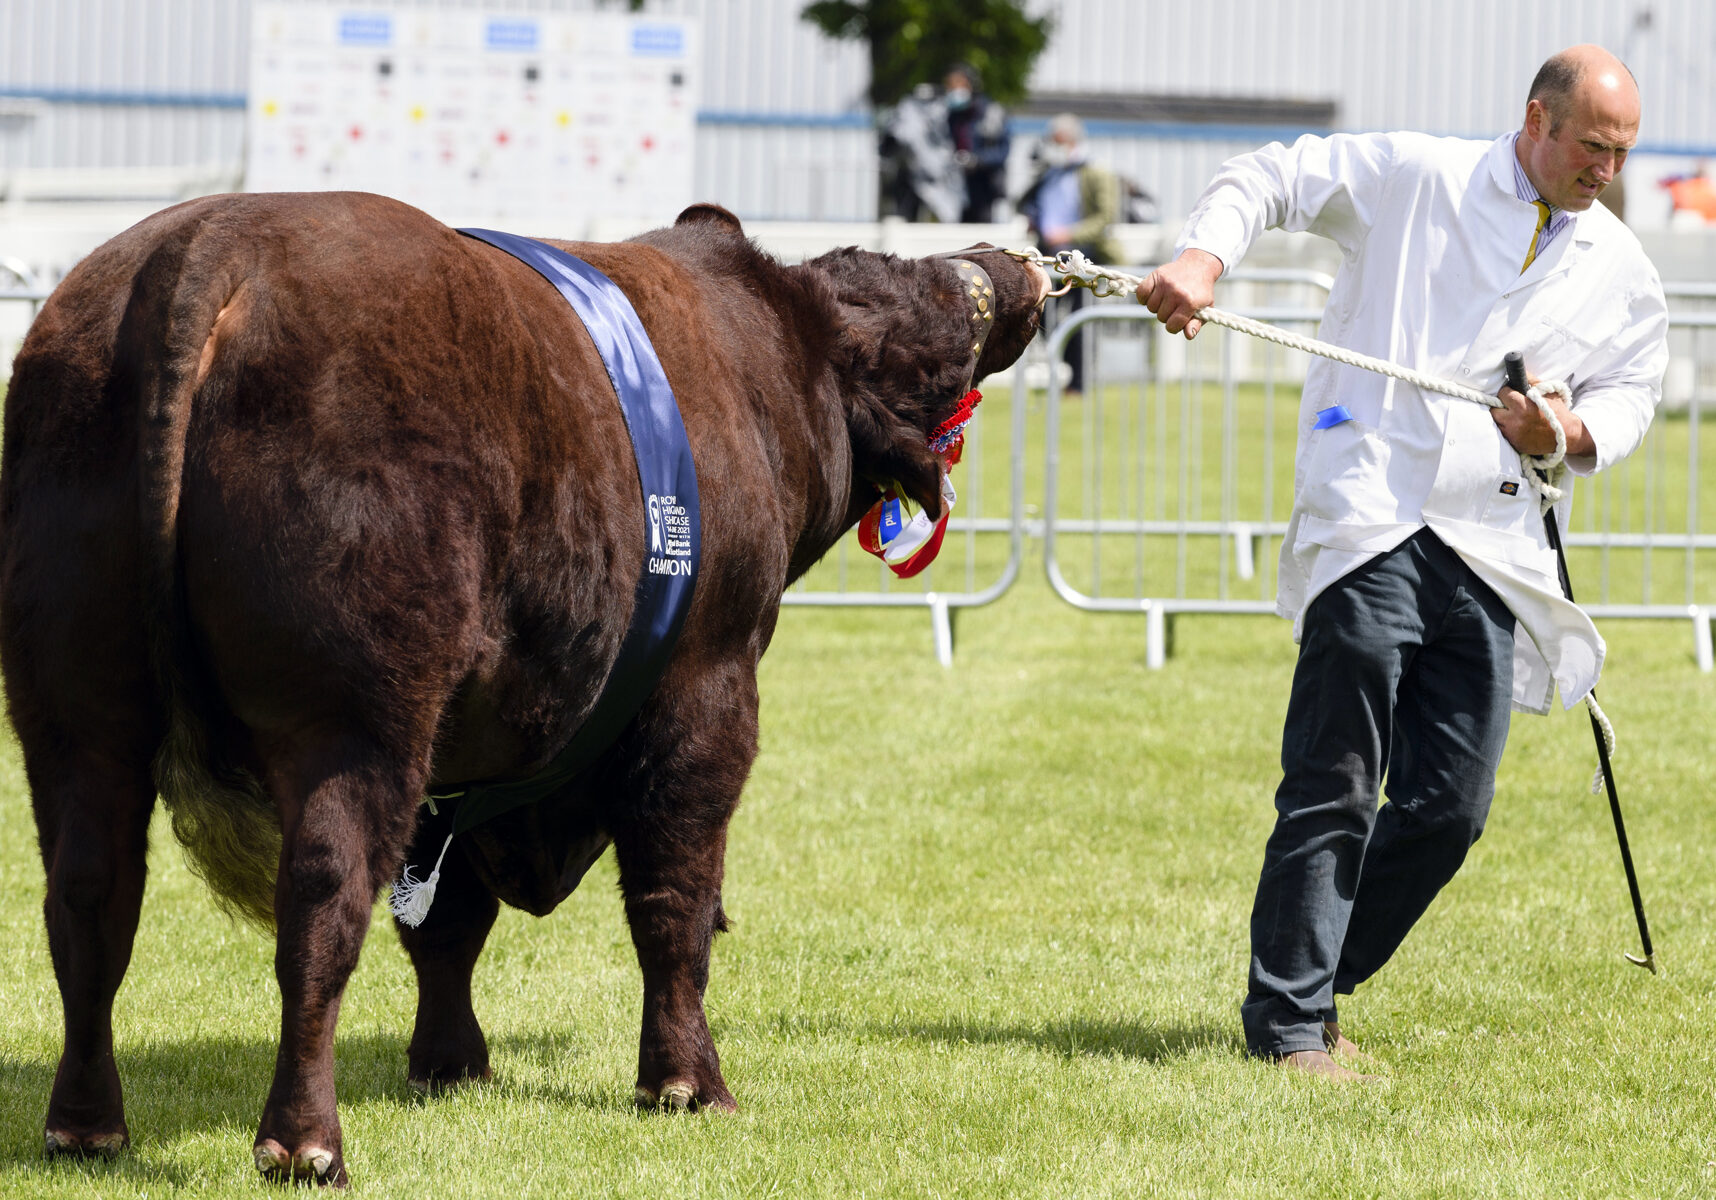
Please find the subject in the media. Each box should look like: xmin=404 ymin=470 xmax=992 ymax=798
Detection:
xmin=176 ymin=196 xmax=648 ymax=755
xmin=6 ymin=192 xmax=644 ymax=780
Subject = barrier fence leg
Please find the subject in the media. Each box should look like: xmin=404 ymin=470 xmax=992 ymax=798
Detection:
xmin=1232 ymin=522 xmax=1255 ymax=581
xmin=1146 ymin=605 xmax=1167 ymax=670
xmin=930 ymin=595 xmax=954 ymax=668
xmin=1695 ymin=606 xmax=1714 ymax=673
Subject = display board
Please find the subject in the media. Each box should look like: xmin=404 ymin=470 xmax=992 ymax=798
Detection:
xmin=247 ymin=4 xmax=697 ymax=233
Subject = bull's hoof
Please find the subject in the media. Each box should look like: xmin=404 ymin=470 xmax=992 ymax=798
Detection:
xmin=407 ymin=1064 xmax=492 ymax=1096
xmin=254 ymin=1138 xmax=347 ymax=1187
xmin=45 ymin=1127 xmax=128 ymax=1159
xmin=635 ymin=1078 xmax=737 ymax=1114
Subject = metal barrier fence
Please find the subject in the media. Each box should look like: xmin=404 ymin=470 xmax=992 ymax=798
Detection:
xmin=1042 ymin=290 xmax=1716 ymax=673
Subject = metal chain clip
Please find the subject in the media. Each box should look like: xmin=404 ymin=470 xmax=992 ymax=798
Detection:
xmin=1002 ymin=247 xmax=1143 ymax=299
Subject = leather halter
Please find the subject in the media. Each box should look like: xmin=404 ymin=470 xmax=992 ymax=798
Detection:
xmin=939 ymin=253 xmax=999 ymax=394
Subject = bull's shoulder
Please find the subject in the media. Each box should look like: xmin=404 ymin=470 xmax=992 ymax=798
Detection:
xmin=549 ymin=218 xmax=817 ymax=384
xmin=560 ymin=212 xmax=788 ymax=305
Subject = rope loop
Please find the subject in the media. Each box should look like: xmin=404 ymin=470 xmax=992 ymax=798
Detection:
xmin=1585 ymin=693 xmax=1617 ymax=794
xmin=1520 ymin=378 xmax=1572 ymax=511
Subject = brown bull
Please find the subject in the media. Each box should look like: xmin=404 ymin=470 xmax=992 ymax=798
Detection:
xmin=0 ymin=192 xmax=1047 ymax=1185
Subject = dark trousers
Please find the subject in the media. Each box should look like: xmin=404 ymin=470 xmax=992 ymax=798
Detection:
xmin=1241 ymin=529 xmax=1516 ymax=1056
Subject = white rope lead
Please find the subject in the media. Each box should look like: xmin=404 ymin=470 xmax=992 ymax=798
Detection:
xmin=1586 ymin=694 xmax=1616 ymax=795
xmin=1010 ymin=246 xmax=1610 ymax=786
xmin=1199 ymin=305 xmax=1572 ymax=509
xmin=1019 ymin=249 xmax=1577 ymax=507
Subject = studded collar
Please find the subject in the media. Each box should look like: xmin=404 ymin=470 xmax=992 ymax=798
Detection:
xmin=945 ymin=257 xmax=998 ymax=394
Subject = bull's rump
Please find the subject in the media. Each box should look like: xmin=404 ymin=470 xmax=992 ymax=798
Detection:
xmin=4 ymin=191 xmax=652 ymax=801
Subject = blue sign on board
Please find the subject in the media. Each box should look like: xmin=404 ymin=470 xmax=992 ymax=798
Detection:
xmin=337 ymin=14 xmax=393 ymax=46
xmin=486 ymin=19 xmax=539 ymax=51
xmin=631 ymin=25 xmax=685 ymax=57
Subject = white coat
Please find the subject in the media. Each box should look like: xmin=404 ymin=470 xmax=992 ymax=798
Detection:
xmin=1177 ymin=131 xmax=1669 ymax=713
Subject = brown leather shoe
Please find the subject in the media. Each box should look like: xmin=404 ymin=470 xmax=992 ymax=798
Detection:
xmin=1279 ymin=1048 xmax=1383 ymax=1082
xmin=1323 ymin=1021 xmax=1380 ymax=1065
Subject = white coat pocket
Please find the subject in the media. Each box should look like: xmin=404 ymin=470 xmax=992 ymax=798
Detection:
xmin=1481 ymin=473 xmax=1535 ymax=536
xmin=1528 ymin=316 xmax=1599 ymax=385
xmin=1297 ymin=418 xmax=1392 ymax=527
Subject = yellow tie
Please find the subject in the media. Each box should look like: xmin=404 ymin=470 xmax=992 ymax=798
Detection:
xmin=1521 ymin=200 xmax=1552 ymax=273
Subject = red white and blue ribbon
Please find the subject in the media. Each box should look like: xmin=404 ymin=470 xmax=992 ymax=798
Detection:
xmin=858 ymin=389 xmax=981 ymax=578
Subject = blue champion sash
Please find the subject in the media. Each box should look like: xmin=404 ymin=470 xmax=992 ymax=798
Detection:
xmin=441 ymin=227 xmax=701 ymax=834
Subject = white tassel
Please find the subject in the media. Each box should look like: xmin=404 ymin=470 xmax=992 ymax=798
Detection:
xmin=389 ymin=833 xmax=453 ymax=927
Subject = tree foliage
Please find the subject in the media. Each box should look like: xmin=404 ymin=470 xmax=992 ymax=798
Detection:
xmin=800 ymin=0 xmax=1053 ymax=108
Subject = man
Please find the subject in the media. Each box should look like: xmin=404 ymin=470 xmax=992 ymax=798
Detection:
xmin=942 ymin=63 xmax=1010 ymax=223
xmin=1137 ymin=45 xmax=1667 ymax=1080
xmin=1018 ymin=113 xmax=1124 ymax=396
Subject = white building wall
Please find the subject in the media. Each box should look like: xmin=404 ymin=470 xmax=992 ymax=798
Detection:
xmin=2 ymin=0 xmax=1713 ymax=224
xmin=1029 ymin=0 xmax=1698 ymax=144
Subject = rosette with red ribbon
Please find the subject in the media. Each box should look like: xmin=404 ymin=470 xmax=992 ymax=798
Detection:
xmin=858 ymin=390 xmax=982 ymax=578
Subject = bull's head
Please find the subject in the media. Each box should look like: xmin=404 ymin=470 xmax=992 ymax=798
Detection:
xmin=807 ymin=244 xmax=1049 ymax=523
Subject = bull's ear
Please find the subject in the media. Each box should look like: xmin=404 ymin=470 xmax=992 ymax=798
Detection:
xmin=675 ymin=203 xmax=744 ymax=233
xmin=849 ymin=400 xmax=946 ymax=519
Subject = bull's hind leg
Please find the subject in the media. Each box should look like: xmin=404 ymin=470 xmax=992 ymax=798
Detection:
xmin=250 ymin=738 xmax=421 ymax=1187
xmin=31 ymin=753 xmax=156 ymax=1159
xmin=394 ymin=803 xmax=500 ymax=1090
xmin=2 ymin=478 xmax=159 ymax=1160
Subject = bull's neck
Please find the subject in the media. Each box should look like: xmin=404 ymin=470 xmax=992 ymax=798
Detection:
xmin=781 ymin=369 xmax=862 ymax=587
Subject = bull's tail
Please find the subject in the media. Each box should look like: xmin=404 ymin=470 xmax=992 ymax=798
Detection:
xmin=129 ymin=216 xmax=281 ymax=928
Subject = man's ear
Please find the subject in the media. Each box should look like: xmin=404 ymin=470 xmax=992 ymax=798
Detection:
xmin=1523 ymin=99 xmax=1547 ymax=144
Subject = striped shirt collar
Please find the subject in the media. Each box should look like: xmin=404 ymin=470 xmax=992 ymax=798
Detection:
xmin=1509 ymin=132 xmax=1573 ymax=256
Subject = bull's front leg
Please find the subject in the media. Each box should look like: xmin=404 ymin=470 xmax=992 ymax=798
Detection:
xmin=611 ymin=681 xmax=754 ymax=1113
xmin=253 ymin=745 xmax=417 ymax=1187
xmin=614 ymin=820 xmax=737 ymax=1112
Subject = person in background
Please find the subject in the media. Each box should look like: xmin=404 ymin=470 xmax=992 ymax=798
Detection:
xmin=879 ymin=82 xmax=964 ymax=223
xmin=1136 ymin=45 xmax=1666 ymax=1081
xmin=1019 ymin=113 xmax=1123 ymax=398
xmin=943 ymin=63 xmax=1010 ymax=223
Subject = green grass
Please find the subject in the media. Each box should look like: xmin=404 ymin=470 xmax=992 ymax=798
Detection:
xmin=2 ymin=378 xmax=1715 ymax=1196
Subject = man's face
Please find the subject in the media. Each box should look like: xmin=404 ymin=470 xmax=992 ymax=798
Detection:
xmin=1519 ymin=80 xmax=1640 ymax=211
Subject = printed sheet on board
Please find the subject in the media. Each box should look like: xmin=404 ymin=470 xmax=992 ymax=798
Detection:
xmin=247 ymin=4 xmax=697 ymax=233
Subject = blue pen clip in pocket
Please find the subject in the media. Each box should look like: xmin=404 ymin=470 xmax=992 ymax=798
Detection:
xmin=1312 ymin=404 xmax=1354 ymax=430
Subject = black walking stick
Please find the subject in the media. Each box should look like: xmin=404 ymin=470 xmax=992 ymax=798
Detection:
xmin=1505 ymin=351 xmax=1657 ymax=973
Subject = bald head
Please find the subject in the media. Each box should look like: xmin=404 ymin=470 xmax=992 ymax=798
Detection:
xmin=1517 ymin=44 xmax=1640 ymax=211
xmin=1526 ymin=44 xmax=1639 ymax=135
